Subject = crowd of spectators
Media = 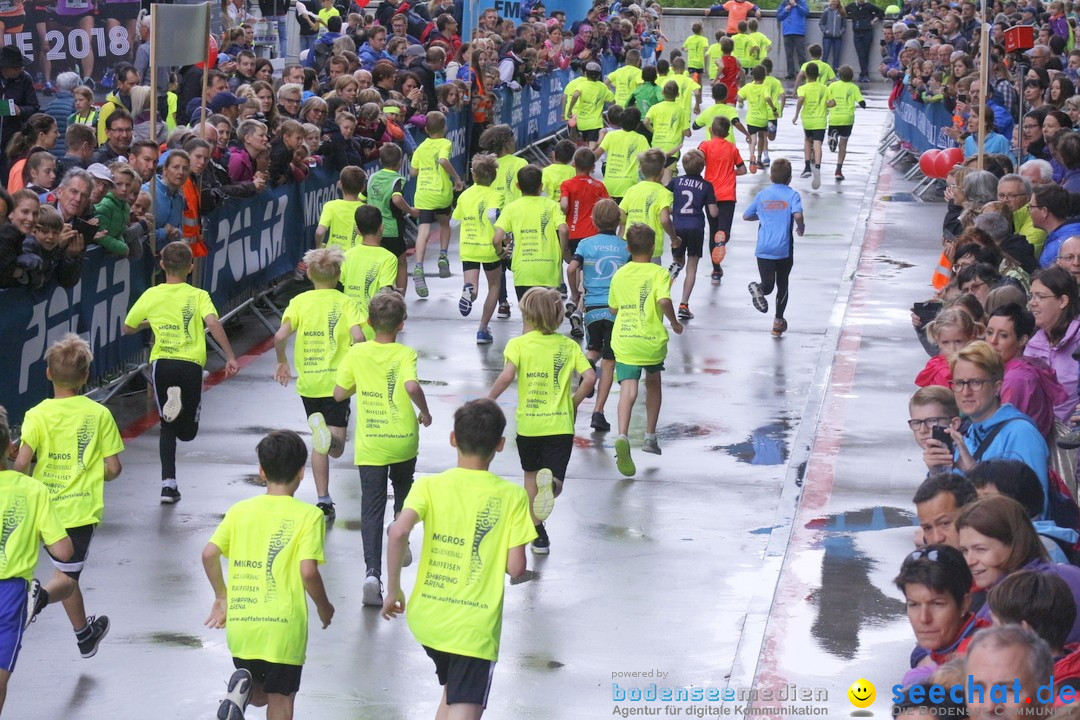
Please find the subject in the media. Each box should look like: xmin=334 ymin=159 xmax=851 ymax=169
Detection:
xmin=0 ymin=0 xmax=665 ymax=293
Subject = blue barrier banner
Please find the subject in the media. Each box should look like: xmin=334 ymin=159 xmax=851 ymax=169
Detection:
xmin=2 ymin=249 xmax=154 ymax=428
xmin=893 ymin=91 xmax=958 ymax=153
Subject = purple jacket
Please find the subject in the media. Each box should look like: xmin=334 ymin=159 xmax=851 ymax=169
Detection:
xmin=1024 ymin=317 xmax=1080 ymax=422
xmin=1002 ymin=356 xmax=1069 ymax=437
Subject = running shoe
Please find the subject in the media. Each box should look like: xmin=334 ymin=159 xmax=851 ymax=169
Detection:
xmin=459 ymin=283 xmax=475 ymax=316
xmin=160 ymin=484 xmax=181 ymax=504
xmin=533 ymin=468 xmax=556 ymax=521
xmin=438 ymin=253 xmax=450 ymax=278
xmin=558 ymin=283 xmax=568 ymax=300
xmin=642 ymin=437 xmax=661 ymax=455
xmin=412 ymin=265 xmax=428 ymax=298
xmin=362 ymin=574 xmax=383 ymax=606
xmin=497 ymin=301 xmax=511 ymax=319
xmin=591 ymin=411 xmax=611 ymax=432
xmin=308 ymin=412 xmax=331 ymax=455
xmin=476 ymin=329 xmax=494 ymax=345
xmin=531 ymin=522 xmax=550 ymax=554
xmin=569 ymin=313 xmax=584 ymax=339
xmin=668 ymin=261 xmax=683 ymax=282
xmin=161 ymin=386 xmax=182 ymax=422
xmin=316 ymin=501 xmax=336 ymax=520
xmin=762 ymin=153 xmax=771 ymax=166
xmin=811 ymin=166 xmax=821 ymax=190
xmin=835 ymin=169 xmax=846 ymax=181
xmin=24 ymin=579 xmax=43 ymax=630
xmin=615 ymin=436 xmax=636 ymax=477
xmin=41 ymin=81 xmax=56 ymax=96
xmin=77 ymin=615 xmax=110 ymax=658
xmin=800 ymin=168 xmax=812 ymax=179
xmin=828 ymin=130 xmax=839 ymax=153
xmin=711 ymin=233 xmax=727 ymax=265
xmin=772 ymin=318 xmax=788 ymax=337
xmin=216 ymin=669 xmax=253 ymax=720
xmin=565 ymin=301 xmax=576 ymax=318
xmin=677 ymin=303 xmax=693 ymax=320
xmin=748 ymin=282 xmax=769 ymax=313
xmin=748 ymin=159 xmax=758 ymax=174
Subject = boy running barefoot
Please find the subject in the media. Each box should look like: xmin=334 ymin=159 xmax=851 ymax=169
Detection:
xmin=123 ymin=241 xmax=239 ymax=503
xmin=610 ymin=224 xmax=684 ymax=476
xmin=203 ymin=430 xmax=334 ymax=720
xmin=341 ymin=206 xmax=399 ymax=316
xmin=668 ymin=149 xmax=720 ymax=319
xmin=334 ymin=292 xmax=432 ymax=606
xmin=825 ymin=65 xmax=866 ymax=181
xmin=274 ymin=247 xmax=366 ymax=520
xmin=0 ymin=405 xmax=72 ymax=713
xmin=15 ymin=334 xmax=122 ymax=658
xmin=744 ymin=158 xmax=805 ymax=337
xmin=366 ymin=143 xmax=420 ymax=292
xmin=488 ymin=288 xmax=595 ymax=554
xmin=793 ymin=62 xmax=828 ymax=190
xmin=314 ymin=165 xmax=366 ymax=251
xmin=618 ymin=149 xmax=677 ymax=265
xmin=410 ymin=111 xmax=464 ymax=297
xmin=493 ymin=165 xmax=569 ymax=303
xmin=567 ymin=199 xmax=631 ymax=433
xmin=453 ymin=153 xmax=504 ymax=344
xmin=382 ymin=399 xmax=536 ymax=718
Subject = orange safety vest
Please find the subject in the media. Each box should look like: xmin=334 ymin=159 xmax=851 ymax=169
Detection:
xmin=181 ymin=176 xmax=208 ymax=257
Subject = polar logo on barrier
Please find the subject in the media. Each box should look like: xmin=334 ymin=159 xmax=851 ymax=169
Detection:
xmin=209 ymin=195 xmax=289 ymax=294
xmin=18 ymin=258 xmax=133 ymax=394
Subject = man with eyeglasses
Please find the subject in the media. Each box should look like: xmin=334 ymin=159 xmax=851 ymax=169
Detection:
xmin=996 ymin=174 xmax=1045 ymax=257
xmin=924 ymin=341 xmax=1050 ymax=503
xmin=894 ymin=544 xmax=988 ymax=688
xmin=1056 ymin=236 xmax=1080 ymax=283
xmin=1030 ymin=183 xmax=1080 ymax=268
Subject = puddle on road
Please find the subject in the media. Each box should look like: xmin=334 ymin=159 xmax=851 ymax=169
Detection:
xmin=520 ymin=654 xmax=566 ymax=671
xmin=880 ymin=193 xmax=920 ymax=202
xmin=712 ymin=418 xmax=792 ymax=465
xmin=144 ymin=632 xmax=204 ymax=649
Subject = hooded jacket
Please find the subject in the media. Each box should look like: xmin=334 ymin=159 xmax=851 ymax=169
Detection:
xmin=958 ymin=403 xmax=1049 ymax=504
xmin=1024 ymin=317 xmax=1080 ymax=422
xmin=1040 ymin=218 xmax=1080 ymax=267
xmin=1001 ymin=356 xmax=1069 ymax=438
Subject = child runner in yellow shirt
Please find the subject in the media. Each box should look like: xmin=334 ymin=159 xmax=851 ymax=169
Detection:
xmin=488 ymin=288 xmax=595 ymax=553
xmin=274 ymin=247 xmax=365 ymax=519
xmin=493 ymin=164 xmax=569 ymax=301
xmin=453 ymin=153 xmax=504 ymax=344
xmin=793 ymin=62 xmax=829 ymax=190
xmin=313 ymin=166 xmax=365 ymax=251
xmin=341 ymin=206 xmax=399 ymax=318
xmin=480 ymin=124 xmax=529 ymax=319
xmin=410 ymin=111 xmax=464 ymax=298
xmin=618 ymin=149 xmax=677 ymax=264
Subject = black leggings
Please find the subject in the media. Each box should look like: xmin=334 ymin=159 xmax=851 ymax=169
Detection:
xmin=757 ymin=257 xmax=793 ymax=320
xmin=712 ymin=201 xmax=736 ymax=272
xmin=153 ymin=359 xmax=203 ymax=481
xmin=359 ymin=459 xmax=416 ymax=576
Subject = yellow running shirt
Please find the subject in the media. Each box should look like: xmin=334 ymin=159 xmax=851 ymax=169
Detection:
xmin=645 ymin=100 xmax=686 ymax=153
xmin=607 ymin=64 xmax=643 ymax=107
xmin=504 ymin=330 xmax=592 ymax=436
xmin=599 ymin=129 xmax=651 ymax=198
xmin=706 ymin=42 xmax=724 ymax=80
xmin=452 ymin=184 xmax=502 ymax=263
xmin=335 ymin=341 xmax=420 ymax=465
xmin=800 ymin=59 xmax=835 ymax=84
xmin=281 ymin=288 xmax=363 ymax=398
xmin=683 ymin=34 xmax=709 ymax=70
xmin=495 ymin=195 xmax=565 ymax=288
xmin=569 ymin=78 xmax=615 ymax=132
xmin=610 ymin=261 xmax=673 ymax=366
xmin=494 ymin=154 xmax=529 ymax=207
xmin=695 ymin=102 xmax=740 ymax=141
xmin=209 ymin=494 xmax=325 ymax=665
xmin=412 ymin=137 xmax=454 ymax=210
xmin=125 ymin=282 xmax=218 ymax=366
xmin=797 ymin=81 xmax=829 ymax=130
xmin=20 ymin=395 xmax=124 ymax=528
xmin=341 ymin=244 xmax=398 ymax=311
xmin=619 ymin=181 xmax=673 ymax=258
xmin=671 ymin=73 xmax=700 ymax=130
xmin=0 ymin=470 xmax=67 ymax=582
xmin=403 ymin=467 xmax=536 ymax=661
xmin=541 ymin=162 xmax=576 ymax=200
xmin=737 ymin=82 xmax=775 ymax=127
xmin=826 ymin=80 xmax=863 ymax=125
xmin=317 ymin=198 xmax=364 ymax=251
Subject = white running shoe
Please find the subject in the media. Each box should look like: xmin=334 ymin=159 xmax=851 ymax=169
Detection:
xmin=308 ymin=413 xmax=331 ymax=455
xmin=362 ymin=575 xmax=383 ymax=606
xmin=161 ymin=386 xmax=182 ymax=422
xmin=533 ymin=468 xmax=555 ymax=521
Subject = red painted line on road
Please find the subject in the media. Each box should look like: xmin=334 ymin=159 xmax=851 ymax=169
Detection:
xmin=120 ymin=335 xmax=277 ymax=440
xmin=751 ymin=169 xmax=894 ymax=700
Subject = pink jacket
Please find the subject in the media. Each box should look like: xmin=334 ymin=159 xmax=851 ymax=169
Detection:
xmin=915 ymin=354 xmax=951 ymax=388
xmin=1024 ymin=317 xmax=1080 ymax=422
xmin=1002 ymin=356 xmax=1069 ymax=437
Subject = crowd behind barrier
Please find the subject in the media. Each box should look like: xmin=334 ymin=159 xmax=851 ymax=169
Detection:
xmin=0 ymin=65 xmax=584 ymax=428
xmin=893 ymin=89 xmax=960 ymax=153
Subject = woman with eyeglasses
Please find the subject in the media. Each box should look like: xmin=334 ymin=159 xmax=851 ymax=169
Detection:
xmin=957 ymin=495 xmax=1080 ymax=643
xmin=923 ymin=341 xmax=1049 ymax=494
xmin=1016 ymin=108 xmax=1048 ymax=165
xmin=1024 ymin=266 xmax=1080 ymax=426
xmin=894 ymin=544 xmax=988 ymax=689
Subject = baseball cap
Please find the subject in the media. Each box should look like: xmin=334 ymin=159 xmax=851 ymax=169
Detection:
xmin=405 ymin=43 xmax=426 ymax=58
xmin=87 ymin=163 xmax=114 ymax=185
xmin=586 ymin=61 xmax=602 ymax=72
xmin=209 ymin=92 xmax=245 ymax=112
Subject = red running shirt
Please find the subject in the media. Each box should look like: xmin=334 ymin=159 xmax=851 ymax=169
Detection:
xmin=700 ymin=137 xmax=744 ymax=202
xmin=561 ymin=175 xmax=610 ymax=240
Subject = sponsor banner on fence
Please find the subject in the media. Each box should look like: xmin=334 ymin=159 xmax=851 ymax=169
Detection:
xmin=892 ymin=91 xmax=958 ymax=153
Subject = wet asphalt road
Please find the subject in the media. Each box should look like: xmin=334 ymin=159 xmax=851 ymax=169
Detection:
xmin=6 ymin=85 xmax=933 ymax=719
